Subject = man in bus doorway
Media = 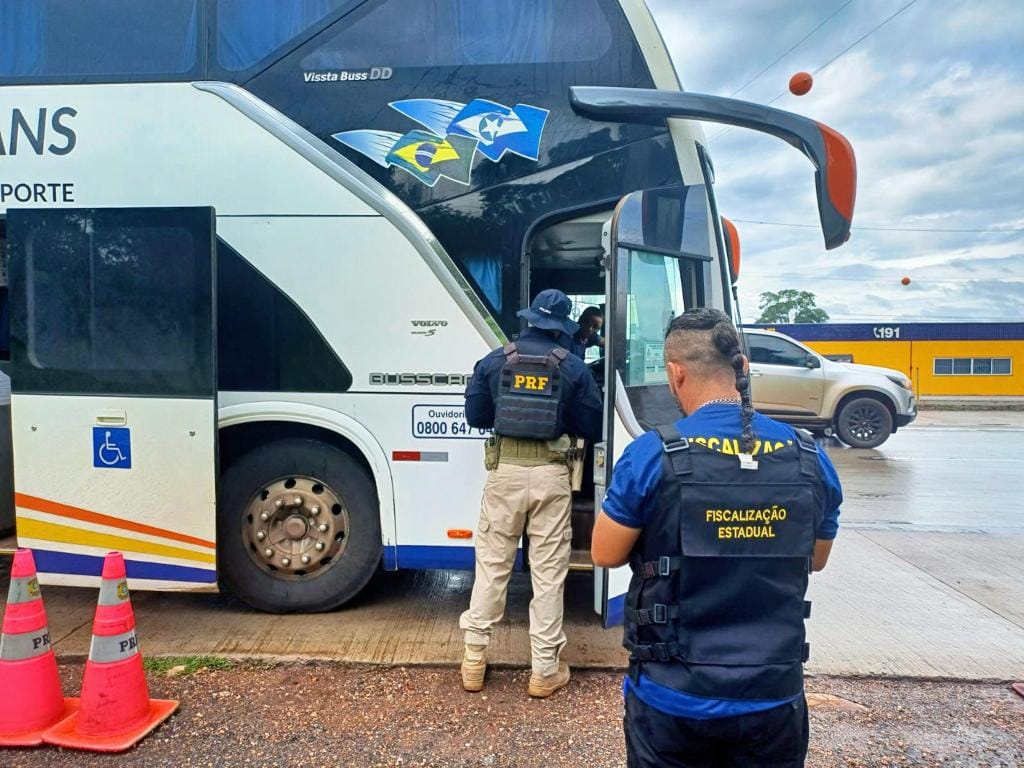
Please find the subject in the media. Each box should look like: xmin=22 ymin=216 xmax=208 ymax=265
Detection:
xmin=460 ymin=288 xmax=603 ymax=698
xmin=591 ymin=308 xmax=842 ymax=767
xmin=571 ymin=305 xmax=605 ymax=360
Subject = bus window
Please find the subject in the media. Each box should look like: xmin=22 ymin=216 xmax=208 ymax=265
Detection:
xmin=216 ymin=0 xmax=351 ymax=72
xmin=8 ymin=208 xmax=214 ymax=396
xmin=611 ymin=186 xmax=714 ymax=429
xmin=300 ymin=0 xmax=612 ymax=69
xmin=216 ymin=241 xmax=353 ymax=393
xmin=623 ymin=252 xmax=686 ymax=386
xmin=0 ymin=0 xmax=200 ymax=81
xmin=245 ymin=0 xmax=665 ymax=336
xmin=0 ymin=219 xmax=8 ymax=361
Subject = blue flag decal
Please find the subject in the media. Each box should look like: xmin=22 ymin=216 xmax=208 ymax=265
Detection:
xmin=333 ymin=97 xmax=549 ymax=186
xmin=390 ymin=98 xmax=550 ymax=162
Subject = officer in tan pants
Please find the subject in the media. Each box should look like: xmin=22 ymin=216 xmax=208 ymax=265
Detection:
xmin=460 ymin=289 xmax=603 ymax=697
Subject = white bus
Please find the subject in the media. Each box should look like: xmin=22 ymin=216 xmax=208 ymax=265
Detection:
xmin=0 ymin=0 xmax=855 ymax=623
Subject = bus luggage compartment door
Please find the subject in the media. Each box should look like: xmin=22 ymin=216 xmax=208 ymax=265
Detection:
xmin=5 ymin=207 xmax=219 ymax=590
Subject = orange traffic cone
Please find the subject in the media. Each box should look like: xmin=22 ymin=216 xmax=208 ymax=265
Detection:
xmin=43 ymin=552 xmax=178 ymax=752
xmin=0 ymin=548 xmax=77 ymax=747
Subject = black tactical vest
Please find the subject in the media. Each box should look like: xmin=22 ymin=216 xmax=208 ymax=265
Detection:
xmin=624 ymin=424 xmax=824 ymax=701
xmin=492 ymin=343 xmax=567 ymax=440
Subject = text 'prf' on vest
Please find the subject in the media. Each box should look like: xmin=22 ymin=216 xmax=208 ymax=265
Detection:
xmin=493 ymin=343 xmax=567 ymax=441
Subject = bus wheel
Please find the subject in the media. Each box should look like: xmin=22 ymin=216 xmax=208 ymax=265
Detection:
xmin=217 ymin=438 xmax=382 ymax=613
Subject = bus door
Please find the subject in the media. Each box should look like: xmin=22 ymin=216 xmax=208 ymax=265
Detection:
xmin=595 ymin=186 xmax=717 ymax=627
xmin=5 ymin=207 xmax=219 ymax=590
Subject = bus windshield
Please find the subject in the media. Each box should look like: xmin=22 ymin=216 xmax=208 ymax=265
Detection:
xmin=610 ymin=185 xmax=717 ymax=428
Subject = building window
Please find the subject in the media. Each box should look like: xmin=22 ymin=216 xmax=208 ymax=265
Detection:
xmin=992 ymin=358 xmax=1012 ymax=375
xmin=933 ymin=357 xmax=1012 ymax=376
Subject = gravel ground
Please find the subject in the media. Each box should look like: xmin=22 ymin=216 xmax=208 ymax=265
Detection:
xmin=1 ymin=662 xmax=1021 ymax=768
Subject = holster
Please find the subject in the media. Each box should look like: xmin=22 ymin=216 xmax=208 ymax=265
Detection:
xmin=569 ymin=438 xmax=585 ymax=492
xmin=484 ymin=437 xmax=500 ymax=471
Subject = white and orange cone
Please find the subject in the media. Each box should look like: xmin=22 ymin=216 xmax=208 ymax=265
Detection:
xmin=44 ymin=551 xmax=177 ymax=752
xmin=0 ymin=548 xmax=78 ymax=747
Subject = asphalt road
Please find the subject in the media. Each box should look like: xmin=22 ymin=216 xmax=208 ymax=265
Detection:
xmin=2 ymin=410 xmax=1022 ymax=679
xmin=825 ymin=409 xmax=1023 ymax=533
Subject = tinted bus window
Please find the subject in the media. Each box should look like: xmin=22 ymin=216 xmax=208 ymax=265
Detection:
xmin=301 ymin=0 xmax=612 ymax=69
xmin=247 ymin=0 xmax=667 ymax=334
xmin=0 ymin=0 xmax=200 ymax=81
xmin=216 ymin=0 xmax=350 ymax=72
xmin=8 ymin=208 xmax=215 ymax=397
xmin=0 ymin=219 xmax=7 ymax=360
xmin=217 ymin=241 xmax=352 ymax=393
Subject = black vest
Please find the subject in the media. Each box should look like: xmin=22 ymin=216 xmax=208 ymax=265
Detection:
xmin=624 ymin=425 xmax=824 ymax=701
xmin=493 ymin=343 xmax=567 ymax=440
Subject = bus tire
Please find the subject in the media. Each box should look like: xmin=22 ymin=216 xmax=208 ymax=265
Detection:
xmin=834 ymin=396 xmax=894 ymax=449
xmin=217 ymin=437 xmax=382 ymax=613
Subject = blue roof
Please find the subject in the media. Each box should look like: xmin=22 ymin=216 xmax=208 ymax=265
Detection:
xmin=744 ymin=322 xmax=1024 ymax=342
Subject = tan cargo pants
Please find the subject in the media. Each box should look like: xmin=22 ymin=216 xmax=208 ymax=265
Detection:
xmin=459 ymin=461 xmax=572 ymax=676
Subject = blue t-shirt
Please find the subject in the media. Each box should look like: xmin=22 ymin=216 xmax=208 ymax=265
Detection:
xmin=603 ymin=403 xmax=843 ymax=720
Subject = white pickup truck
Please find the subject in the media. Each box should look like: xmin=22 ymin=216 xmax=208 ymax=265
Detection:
xmin=745 ymin=328 xmax=917 ymax=448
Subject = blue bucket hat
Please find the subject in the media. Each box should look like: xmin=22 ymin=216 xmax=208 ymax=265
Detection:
xmin=517 ymin=289 xmax=579 ymax=336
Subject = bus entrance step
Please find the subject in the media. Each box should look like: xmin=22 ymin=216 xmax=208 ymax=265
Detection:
xmin=568 ymin=549 xmax=594 ymax=573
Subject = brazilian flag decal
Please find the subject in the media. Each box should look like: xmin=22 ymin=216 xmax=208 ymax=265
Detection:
xmin=386 ymin=130 xmax=476 ymax=186
xmin=332 ymin=128 xmax=478 ymax=187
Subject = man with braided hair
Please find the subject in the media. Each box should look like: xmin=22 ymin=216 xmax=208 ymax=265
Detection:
xmin=592 ymin=308 xmax=842 ymax=767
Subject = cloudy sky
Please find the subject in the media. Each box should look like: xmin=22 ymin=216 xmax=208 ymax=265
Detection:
xmin=648 ymin=0 xmax=1024 ymax=323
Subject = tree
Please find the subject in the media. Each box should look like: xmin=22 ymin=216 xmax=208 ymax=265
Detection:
xmin=755 ymin=290 xmax=829 ymax=323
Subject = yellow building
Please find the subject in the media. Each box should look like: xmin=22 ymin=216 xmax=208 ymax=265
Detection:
xmin=749 ymin=323 xmax=1023 ymax=397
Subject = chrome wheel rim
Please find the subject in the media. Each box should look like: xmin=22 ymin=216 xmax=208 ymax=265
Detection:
xmin=242 ymin=475 xmax=349 ymax=578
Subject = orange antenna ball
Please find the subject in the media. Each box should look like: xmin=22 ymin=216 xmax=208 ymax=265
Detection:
xmin=901 ymin=276 xmax=911 ymax=286
xmin=789 ymin=71 xmax=813 ymax=96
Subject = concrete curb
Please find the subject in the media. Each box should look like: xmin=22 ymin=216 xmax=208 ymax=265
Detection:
xmin=119 ymin=654 xmax=1021 ymax=685
xmin=919 ymin=400 xmax=1024 ymax=412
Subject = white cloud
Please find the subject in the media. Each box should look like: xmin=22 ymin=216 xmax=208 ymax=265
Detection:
xmin=646 ymin=0 xmax=1024 ymax=322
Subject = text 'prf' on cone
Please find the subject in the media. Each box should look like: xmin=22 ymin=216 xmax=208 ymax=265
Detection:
xmin=0 ymin=548 xmax=78 ymax=747
xmin=43 ymin=551 xmax=178 ymax=753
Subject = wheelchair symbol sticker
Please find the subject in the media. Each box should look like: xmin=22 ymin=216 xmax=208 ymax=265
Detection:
xmin=93 ymin=427 xmax=131 ymax=469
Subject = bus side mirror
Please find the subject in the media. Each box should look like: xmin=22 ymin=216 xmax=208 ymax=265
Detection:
xmin=721 ymin=216 xmax=740 ymax=283
xmin=569 ymin=87 xmax=857 ymax=250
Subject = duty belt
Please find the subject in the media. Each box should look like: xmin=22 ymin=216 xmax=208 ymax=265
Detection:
xmin=495 ymin=435 xmax=571 ymax=467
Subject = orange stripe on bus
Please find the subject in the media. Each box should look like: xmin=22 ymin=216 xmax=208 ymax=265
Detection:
xmin=14 ymin=493 xmax=216 ymax=550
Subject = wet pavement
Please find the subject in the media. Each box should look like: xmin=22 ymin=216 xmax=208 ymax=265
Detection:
xmin=825 ymin=409 xmax=1023 ymax=533
xmin=2 ymin=411 xmax=1023 ymax=679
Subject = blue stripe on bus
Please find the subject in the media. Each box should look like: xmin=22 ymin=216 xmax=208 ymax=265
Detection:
xmin=33 ymin=550 xmax=218 ymax=584
xmin=385 ymin=545 xmax=523 ymax=571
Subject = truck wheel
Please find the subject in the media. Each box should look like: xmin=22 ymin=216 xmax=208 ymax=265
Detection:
xmin=218 ymin=438 xmax=381 ymax=613
xmin=835 ymin=397 xmax=893 ymax=449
